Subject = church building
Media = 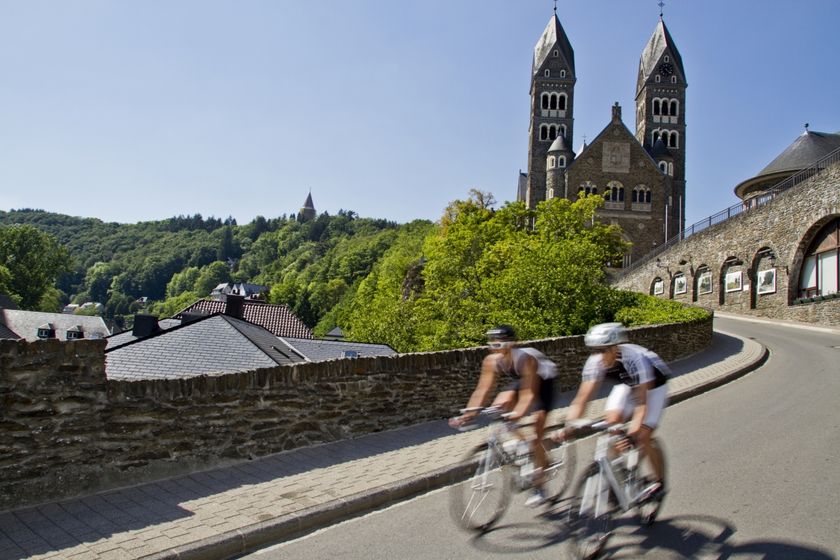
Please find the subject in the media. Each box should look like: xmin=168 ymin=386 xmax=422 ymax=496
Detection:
xmin=518 ymin=9 xmax=687 ymax=265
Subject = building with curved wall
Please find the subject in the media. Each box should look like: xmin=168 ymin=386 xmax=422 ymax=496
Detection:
xmin=615 ymin=141 xmax=840 ymax=325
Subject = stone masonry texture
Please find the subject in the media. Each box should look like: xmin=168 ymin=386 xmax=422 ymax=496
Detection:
xmin=0 ymin=317 xmax=710 ymax=511
xmin=614 ymin=159 xmax=840 ymax=325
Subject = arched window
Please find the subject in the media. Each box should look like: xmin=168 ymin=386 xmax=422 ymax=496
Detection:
xmin=799 ymin=218 xmax=840 ymax=298
xmin=545 ymin=69 xmax=550 ymax=77
xmin=669 ymin=99 xmax=679 ymax=116
xmin=548 ymin=125 xmax=557 ymax=140
xmin=581 ymin=181 xmax=597 ymax=196
xmin=659 ymin=161 xmax=668 ymax=173
xmin=548 ymin=156 xmax=555 ymax=168
xmin=560 ymin=69 xmax=566 ymax=78
xmin=606 ymin=181 xmax=625 ymax=203
xmin=655 ymin=75 xmax=661 ymax=83
xmin=664 ymin=55 xmax=670 ymax=63
xmin=558 ymin=156 xmax=566 ymax=168
xmin=668 ymin=131 xmax=679 ymax=148
xmin=671 ymin=76 xmax=677 ymax=84
xmin=560 ymin=124 xmax=567 ymax=138
xmin=653 ymin=99 xmax=661 ymax=115
xmin=549 ymin=93 xmax=558 ymax=110
xmin=540 ymin=124 xmax=548 ymax=140
xmin=541 ymin=93 xmax=549 ymax=110
xmin=553 ymin=50 xmax=559 ymax=57
xmin=558 ymin=93 xmax=567 ymax=110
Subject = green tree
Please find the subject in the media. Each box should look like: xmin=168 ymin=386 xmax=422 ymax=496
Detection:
xmin=193 ymin=261 xmax=230 ymax=296
xmin=0 ymin=224 xmax=72 ymax=309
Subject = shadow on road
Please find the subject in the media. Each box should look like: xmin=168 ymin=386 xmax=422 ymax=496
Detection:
xmin=463 ymin=510 xmax=833 ymax=559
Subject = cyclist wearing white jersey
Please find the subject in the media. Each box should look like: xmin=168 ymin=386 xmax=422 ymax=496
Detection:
xmin=450 ymin=325 xmax=558 ymax=507
xmin=557 ymin=322 xmax=669 ymax=496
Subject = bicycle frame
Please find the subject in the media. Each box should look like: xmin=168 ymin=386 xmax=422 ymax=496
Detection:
xmin=579 ymin=423 xmax=648 ymax=515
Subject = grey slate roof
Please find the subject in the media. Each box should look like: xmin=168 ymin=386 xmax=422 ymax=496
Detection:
xmin=105 ymin=318 xmax=181 ymax=350
xmin=758 ymin=130 xmax=840 ymax=176
xmin=548 ymin=134 xmax=571 ymax=153
xmin=175 ymin=300 xmax=313 ymax=339
xmin=637 ymin=18 xmax=685 ymax=95
xmin=0 ymin=309 xmax=110 ymax=342
xmin=734 ymin=129 xmax=840 ymax=199
xmin=0 ymin=322 xmax=20 ymax=340
xmin=105 ymin=313 xmax=305 ymax=380
xmin=279 ymin=337 xmax=397 ymax=362
xmin=533 ymin=13 xmax=575 ymax=77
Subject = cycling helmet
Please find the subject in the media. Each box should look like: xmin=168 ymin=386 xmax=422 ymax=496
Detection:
xmin=584 ymin=322 xmax=628 ymax=348
xmin=486 ymin=324 xmax=517 ymax=342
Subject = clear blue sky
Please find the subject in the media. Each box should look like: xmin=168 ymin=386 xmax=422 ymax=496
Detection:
xmin=1 ymin=1 xmax=838 ymax=228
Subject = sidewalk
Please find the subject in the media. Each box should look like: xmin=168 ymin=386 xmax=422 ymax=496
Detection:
xmin=0 ymin=329 xmax=767 ymax=560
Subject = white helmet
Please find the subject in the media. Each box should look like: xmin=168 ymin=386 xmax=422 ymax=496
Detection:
xmin=584 ymin=322 xmax=628 ymax=348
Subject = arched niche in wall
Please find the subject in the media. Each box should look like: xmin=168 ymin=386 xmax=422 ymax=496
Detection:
xmin=692 ymin=265 xmax=712 ymax=303
xmin=720 ymin=256 xmax=744 ymax=306
xmin=793 ymin=215 xmax=840 ymax=302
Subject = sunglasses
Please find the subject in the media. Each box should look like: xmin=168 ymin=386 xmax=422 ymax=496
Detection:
xmin=488 ymin=341 xmax=514 ymax=349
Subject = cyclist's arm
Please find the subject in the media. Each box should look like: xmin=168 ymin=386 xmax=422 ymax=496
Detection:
xmin=464 ymin=353 xmax=500 ymax=414
xmin=566 ymin=379 xmax=600 ymax=422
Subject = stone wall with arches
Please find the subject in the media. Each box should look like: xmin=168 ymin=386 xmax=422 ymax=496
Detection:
xmin=615 ymin=159 xmax=840 ymax=326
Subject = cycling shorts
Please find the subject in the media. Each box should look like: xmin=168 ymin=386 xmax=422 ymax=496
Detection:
xmin=604 ymin=383 xmax=668 ymax=429
xmin=501 ymin=376 xmax=555 ymax=412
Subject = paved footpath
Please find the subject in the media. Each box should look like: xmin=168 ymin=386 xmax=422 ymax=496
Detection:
xmin=0 ymin=327 xmax=769 ymax=560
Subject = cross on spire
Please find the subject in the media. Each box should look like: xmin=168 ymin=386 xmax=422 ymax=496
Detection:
xmin=658 ymin=1 xmax=665 ymax=18
xmin=553 ymin=0 xmax=558 ymax=14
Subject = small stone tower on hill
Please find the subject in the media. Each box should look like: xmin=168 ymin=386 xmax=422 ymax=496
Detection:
xmin=298 ymin=192 xmax=316 ymax=222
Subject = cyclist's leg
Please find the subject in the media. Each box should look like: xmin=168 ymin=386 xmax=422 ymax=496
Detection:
xmin=638 ymin=385 xmax=668 ymax=483
xmin=492 ymin=380 xmax=519 ymax=412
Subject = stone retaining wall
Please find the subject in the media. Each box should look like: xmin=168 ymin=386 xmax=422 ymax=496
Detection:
xmin=615 ymin=161 xmax=840 ymax=325
xmin=0 ymin=316 xmax=711 ymax=511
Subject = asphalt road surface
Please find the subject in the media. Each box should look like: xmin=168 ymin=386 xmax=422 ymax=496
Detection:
xmin=241 ymin=316 xmax=839 ymax=559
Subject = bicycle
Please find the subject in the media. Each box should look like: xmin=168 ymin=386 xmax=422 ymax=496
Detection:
xmin=448 ymin=406 xmax=576 ymax=532
xmin=565 ymin=419 xmax=667 ymax=560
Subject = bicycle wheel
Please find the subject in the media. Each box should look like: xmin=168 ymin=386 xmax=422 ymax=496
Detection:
xmin=637 ymin=437 xmax=667 ymax=526
xmin=568 ymin=463 xmax=617 ymax=560
xmin=449 ymin=444 xmax=512 ymax=532
xmin=542 ymin=438 xmax=576 ymax=502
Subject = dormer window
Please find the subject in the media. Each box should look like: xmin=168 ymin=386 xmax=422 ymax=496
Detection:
xmin=664 ymin=55 xmax=670 ymax=63
xmin=560 ymin=69 xmax=566 ymax=78
xmin=671 ymin=76 xmax=677 ymax=84
xmin=655 ymin=75 xmax=661 ymax=83
xmin=553 ymin=49 xmax=559 ymax=57
xmin=66 ymin=327 xmax=84 ymax=340
xmin=37 ymin=324 xmax=55 ymax=339
xmin=544 ymin=69 xmax=550 ymax=77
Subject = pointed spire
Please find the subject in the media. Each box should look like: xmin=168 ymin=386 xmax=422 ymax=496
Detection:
xmin=532 ymin=10 xmax=575 ymax=77
xmin=298 ymin=190 xmax=316 ymax=222
xmin=637 ymin=16 xmax=685 ymax=95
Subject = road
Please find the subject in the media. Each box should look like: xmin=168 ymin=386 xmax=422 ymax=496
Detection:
xmin=241 ymin=316 xmax=839 ymax=559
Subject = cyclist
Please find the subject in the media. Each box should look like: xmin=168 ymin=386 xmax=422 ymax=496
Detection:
xmin=450 ymin=325 xmax=558 ymax=507
xmin=555 ymin=322 xmax=669 ymax=498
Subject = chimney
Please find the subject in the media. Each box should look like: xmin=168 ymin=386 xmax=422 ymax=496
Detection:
xmin=225 ymin=293 xmax=245 ymax=319
xmin=132 ymin=314 xmax=161 ymax=338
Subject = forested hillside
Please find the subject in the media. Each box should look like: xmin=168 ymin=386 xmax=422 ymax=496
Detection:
xmin=0 ymin=193 xmax=708 ymax=352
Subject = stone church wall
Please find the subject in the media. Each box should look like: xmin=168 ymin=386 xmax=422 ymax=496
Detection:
xmin=0 ymin=317 xmax=711 ymax=510
xmin=614 ymin=161 xmax=840 ymax=325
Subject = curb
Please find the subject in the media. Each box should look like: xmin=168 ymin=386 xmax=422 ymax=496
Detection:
xmin=143 ymin=334 xmax=770 ymax=560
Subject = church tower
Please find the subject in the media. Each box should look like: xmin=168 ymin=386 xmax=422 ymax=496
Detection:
xmin=298 ymin=191 xmax=316 ymax=222
xmin=523 ymin=9 xmax=576 ymax=209
xmin=635 ymin=16 xmax=687 ymax=237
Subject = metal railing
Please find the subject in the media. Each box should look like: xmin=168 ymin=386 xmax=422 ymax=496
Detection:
xmin=620 ymin=146 xmax=840 ymax=276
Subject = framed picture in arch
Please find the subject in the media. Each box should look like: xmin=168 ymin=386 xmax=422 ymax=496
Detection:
xmin=698 ymin=270 xmax=712 ymax=294
xmin=725 ymin=270 xmax=742 ymax=293
xmin=757 ymin=268 xmax=776 ymax=295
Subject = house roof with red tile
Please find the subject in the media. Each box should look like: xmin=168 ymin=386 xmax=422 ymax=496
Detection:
xmin=174 ymin=299 xmax=313 ymax=339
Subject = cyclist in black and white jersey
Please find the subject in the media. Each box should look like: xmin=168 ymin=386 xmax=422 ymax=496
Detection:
xmin=450 ymin=325 xmax=558 ymax=507
xmin=556 ymin=322 xmax=669 ymax=495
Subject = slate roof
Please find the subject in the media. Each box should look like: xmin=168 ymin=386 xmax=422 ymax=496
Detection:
xmin=175 ymin=300 xmax=313 ymax=339
xmin=0 ymin=310 xmax=110 ymax=342
xmin=734 ymin=129 xmax=840 ymax=199
xmin=279 ymin=337 xmax=397 ymax=362
xmin=105 ymin=318 xmax=181 ymax=350
xmin=637 ymin=18 xmax=686 ymax=95
xmin=0 ymin=322 xmax=20 ymax=340
xmin=533 ymin=13 xmax=575 ymax=77
xmin=105 ymin=313 xmax=306 ymax=380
